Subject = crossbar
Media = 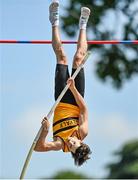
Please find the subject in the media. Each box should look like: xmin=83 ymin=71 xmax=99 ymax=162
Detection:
xmin=0 ymin=40 xmax=138 ymax=44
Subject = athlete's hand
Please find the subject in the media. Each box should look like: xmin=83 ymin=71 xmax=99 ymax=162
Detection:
xmin=41 ymin=117 xmax=50 ymax=131
xmin=67 ymin=78 xmax=76 ymax=91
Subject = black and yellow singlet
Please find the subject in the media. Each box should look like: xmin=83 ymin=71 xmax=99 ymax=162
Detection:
xmin=53 ymin=102 xmax=81 ymax=152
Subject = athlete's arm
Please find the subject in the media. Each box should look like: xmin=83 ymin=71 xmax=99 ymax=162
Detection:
xmin=67 ymin=78 xmax=88 ymax=139
xmin=34 ymin=118 xmax=62 ymax=152
xmin=78 ymin=109 xmax=88 ymax=140
xmin=67 ymin=78 xmax=87 ymax=111
xmin=34 ymin=140 xmax=62 ymax=152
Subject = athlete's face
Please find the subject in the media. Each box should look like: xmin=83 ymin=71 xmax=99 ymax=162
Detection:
xmin=67 ymin=136 xmax=82 ymax=153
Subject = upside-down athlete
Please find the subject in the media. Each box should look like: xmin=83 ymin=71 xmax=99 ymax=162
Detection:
xmin=34 ymin=0 xmax=92 ymax=166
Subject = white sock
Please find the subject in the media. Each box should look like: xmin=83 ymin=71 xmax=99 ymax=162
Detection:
xmin=49 ymin=0 xmax=59 ymax=26
xmin=79 ymin=7 xmax=91 ymax=30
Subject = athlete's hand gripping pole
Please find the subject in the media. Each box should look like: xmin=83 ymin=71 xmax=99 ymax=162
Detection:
xmin=20 ymin=51 xmax=91 ymax=179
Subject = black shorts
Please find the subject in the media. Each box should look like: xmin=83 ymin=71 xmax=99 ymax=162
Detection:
xmin=54 ymin=64 xmax=85 ymax=106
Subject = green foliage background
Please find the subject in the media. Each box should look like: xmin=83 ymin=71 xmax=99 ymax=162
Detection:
xmin=61 ymin=0 xmax=138 ymax=88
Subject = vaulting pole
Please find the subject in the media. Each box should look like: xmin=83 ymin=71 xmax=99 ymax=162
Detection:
xmin=19 ymin=51 xmax=91 ymax=179
xmin=0 ymin=40 xmax=138 ymax=44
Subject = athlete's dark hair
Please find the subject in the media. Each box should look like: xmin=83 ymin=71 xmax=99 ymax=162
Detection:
xmin=71 ymin=143 xmax=92 ymax=166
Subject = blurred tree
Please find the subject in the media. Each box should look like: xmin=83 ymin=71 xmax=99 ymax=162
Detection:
xmin=51 ymin=170 xmax=89 ymax=179
xmin=106 ymin=139 xmax=138 ymax=178
xmin=61 ymin=0 xmax=138 ymax=88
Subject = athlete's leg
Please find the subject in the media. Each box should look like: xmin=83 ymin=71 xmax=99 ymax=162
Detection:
xmin=49 ymin=0 xmax=67 ymax=65
xmin=49 ymin=1 xmax=70 ymax=101
xmin=73 ymin=7 xmax=90 ymax=68
xmin=71 ymin=7 xmax=91 ymax=97
xmin=52 ymin=27 xmax=68 ymax=65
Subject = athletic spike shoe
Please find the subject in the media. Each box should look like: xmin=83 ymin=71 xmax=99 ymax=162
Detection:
xmin=49 ymin=0 xmax=59 ymax=26
xmin=81 ymin=7 xmax=91 ymax=18
xmin=79 ymin=7 xmax=91 ymax=30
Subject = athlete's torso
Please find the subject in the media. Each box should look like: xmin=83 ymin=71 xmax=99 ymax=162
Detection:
xmin=53 ymin=102 xmax=81 ymax=152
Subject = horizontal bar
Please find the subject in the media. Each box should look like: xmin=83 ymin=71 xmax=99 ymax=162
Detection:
xmin=0 ymin=40 xmax=138 ymax=44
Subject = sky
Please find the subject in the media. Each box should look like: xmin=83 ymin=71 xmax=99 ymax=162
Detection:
xmin=1 ymin=0 xmax=138 ymax=179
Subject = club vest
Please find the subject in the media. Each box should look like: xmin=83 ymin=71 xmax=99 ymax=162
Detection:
xmin=53 ymin=102 xmax=81 ymax=152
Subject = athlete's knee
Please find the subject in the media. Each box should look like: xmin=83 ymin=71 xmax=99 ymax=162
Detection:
xmin=73 ymin=49 xmax=86 ymax=67
xmin=55 ymin=45 xmax=67 ymax=64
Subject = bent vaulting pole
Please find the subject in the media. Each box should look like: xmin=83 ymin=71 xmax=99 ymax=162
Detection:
xmin=19 ymin=51 xmax=91 ymax=179
xmin=0 ymin=40 xmax=138 ymax=44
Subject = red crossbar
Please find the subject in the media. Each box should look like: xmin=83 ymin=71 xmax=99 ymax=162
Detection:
xmin=0 ymin=40 xmax=138 ymax=44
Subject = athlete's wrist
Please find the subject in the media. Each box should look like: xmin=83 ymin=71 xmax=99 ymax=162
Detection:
xmin=43 ymin=126 xmax=49 ymax=132
xmin=70 ymin=86 xmax=77 ymax=93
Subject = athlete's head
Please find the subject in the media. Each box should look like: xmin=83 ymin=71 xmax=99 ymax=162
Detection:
xmin=67 ymin=136 xmax=91 ymax=166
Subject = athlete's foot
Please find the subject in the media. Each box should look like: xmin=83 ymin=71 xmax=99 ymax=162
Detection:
xmin=79 ymin=7 xmax=91 ymax=30
xmin=81 ymin=7 xmax=91 ymax=18
xmin=49 ymin=0 xmax=59 ymax=26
